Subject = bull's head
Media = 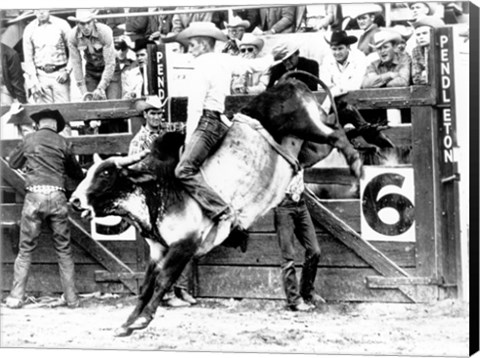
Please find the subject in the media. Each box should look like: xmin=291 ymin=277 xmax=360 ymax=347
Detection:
xmin=70 ymin=150 xmax=154 ymax=219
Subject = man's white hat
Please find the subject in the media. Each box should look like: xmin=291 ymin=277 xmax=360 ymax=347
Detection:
xmin=68 ymin=9 xmax=98 ymax=22
xmin=177 ymin=22 xmax=228 ymax=42
xmin=369 ymin=29 xmax=402 ymax=49
xmin=226 ymin=16 xmax=250 ymax=29
xmin=238 ymin=33 xmax=264 ymax=52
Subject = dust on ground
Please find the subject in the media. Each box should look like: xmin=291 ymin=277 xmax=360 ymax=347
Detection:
xmin=0 ymin=294 xmax=469 ymax=356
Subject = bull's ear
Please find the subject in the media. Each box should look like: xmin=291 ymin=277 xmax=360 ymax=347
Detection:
xmin=121 ymin=168 xmax=156 ymax=183
xmin=93 ymin=154 xmax=102 ymax=164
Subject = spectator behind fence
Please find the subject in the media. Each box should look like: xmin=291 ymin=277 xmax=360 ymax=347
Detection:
xmin=126 ymin=8 xmax=169 ymax=41
xmin=67 ymin=9 xmax=121 ymax=101
xmin=222 ymin=16 xmax=250 ymax=56
xmin=5 ymin=109 xmax=84 ymax=309
xmin=113 ymin=29 xmax=142 ymax=99
xmin=23 ymin=10 xmax=72 ymax=104
xmin=361 ymin=29 xmax=411 ymax=88
xmin=255 ymin=6 xmax=298 ymax=34
xmin=320 ymin=30 xmax=367 ymax=99
xmin=233 ymin=8 xmax=261 ymax=32
xmin=391 ymin=25 xmax=414 ymax=60
xmin=352 ymin=4 xmax=383 ymax=57
xmin=171 ymin=6 xmax=225 ymax=33
xmin=297 ymin=4 xmax=336 ymax=32
xmin=409 ymin=2 xmax=436 ymax=21
xmin=0 ymin=16 xmax=27 ymax=107
xmin=132 ymin=38 xmax=157 ymax=97
xmin=231 ymin=34 xmax=269 ymax=95
xmin=411 ymin=16 xmax=445 ymax=85
xmin=267 ymin=43 xmax=319 ymax=91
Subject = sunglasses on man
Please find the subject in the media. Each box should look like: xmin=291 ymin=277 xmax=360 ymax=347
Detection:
xmin=240 ymin=47 xmax=256 ymax=53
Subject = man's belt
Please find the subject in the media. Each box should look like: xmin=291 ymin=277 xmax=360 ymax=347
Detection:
xmin=37 ymin=64 xmax=67 ymax=73
xmin=26 ymin=185 xmax=65 ymax=194
xmin=202 ymin=109 xmax=221 ymax=119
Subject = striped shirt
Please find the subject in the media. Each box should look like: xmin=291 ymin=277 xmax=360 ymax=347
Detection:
xmin=23 ymin=16 xmax=71 ymax=77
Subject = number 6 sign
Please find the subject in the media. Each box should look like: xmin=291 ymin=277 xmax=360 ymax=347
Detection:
xmin=360 ymin=166 xmax=415 ymax=242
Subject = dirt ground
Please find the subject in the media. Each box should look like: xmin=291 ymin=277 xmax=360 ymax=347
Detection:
xmin=0 ymin=294 xmax=470 ymax=357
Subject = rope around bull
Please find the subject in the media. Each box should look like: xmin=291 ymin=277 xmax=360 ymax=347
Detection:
xmin=278 ymin=70 xmax=340 ymax=126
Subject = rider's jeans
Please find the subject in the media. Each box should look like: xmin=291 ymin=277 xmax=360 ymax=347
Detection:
xmin=175 ymin=112 xmax=229 ymax=219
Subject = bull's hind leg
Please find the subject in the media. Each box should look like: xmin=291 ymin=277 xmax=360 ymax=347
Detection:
xmin=328 ymin=126 xmax=364 ymax=179
xmin=126 ymin=237 xmax=199 ymax=332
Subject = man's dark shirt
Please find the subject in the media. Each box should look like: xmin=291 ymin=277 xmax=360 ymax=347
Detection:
xmin=9 ymin=127 xmax=84 ymax=188
xmin=267 ymin=56 xmax=319 ymax=91
xmin=1 ymin=43 xmax=27 ymax=103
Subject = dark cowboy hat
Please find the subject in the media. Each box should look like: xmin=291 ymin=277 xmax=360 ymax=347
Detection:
xmin=325 ymin=30 xmax=358 ymax=46
xmin=30 ymin=109 xmax=66 ymax=133
xmin=132 ymin=38 xmax=157 ymax=52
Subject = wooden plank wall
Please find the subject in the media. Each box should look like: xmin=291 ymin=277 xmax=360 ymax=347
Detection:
xmin=2 ymin=87 xmax=435 ymax=301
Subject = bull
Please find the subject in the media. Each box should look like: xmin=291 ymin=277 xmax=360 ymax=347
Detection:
xmin=70 ymin=78 xmax=363 ymax=336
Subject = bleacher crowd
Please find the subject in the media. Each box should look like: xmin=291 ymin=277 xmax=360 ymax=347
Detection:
xmin=0 ymin=2 xmax=469 ymax=137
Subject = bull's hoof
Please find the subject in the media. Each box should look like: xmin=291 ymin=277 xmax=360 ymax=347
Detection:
xmin=127 ymin=316 xmax=151 ymax=331
xmin=114 ymin=326 xmax=133 ymax=337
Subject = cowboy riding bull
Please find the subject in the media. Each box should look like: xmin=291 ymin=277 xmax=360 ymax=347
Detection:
xmin=70 ymin=77 xmax=363 ymax=336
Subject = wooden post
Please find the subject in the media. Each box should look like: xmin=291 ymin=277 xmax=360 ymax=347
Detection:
xmin=432 ymin=27 xmax=462 ymax=298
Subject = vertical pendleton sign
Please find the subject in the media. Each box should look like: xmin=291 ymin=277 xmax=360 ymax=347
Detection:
xmin=146 ymin=43 xmax=170 ymax=120
xmin=434 ymin=26 xmax=461 ymax=287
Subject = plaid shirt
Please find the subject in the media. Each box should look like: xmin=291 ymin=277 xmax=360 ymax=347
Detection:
xmin=128 ymin=122 xmax=185 ymax=155
xmin=411 ymin=45 xmax=428 ymax=85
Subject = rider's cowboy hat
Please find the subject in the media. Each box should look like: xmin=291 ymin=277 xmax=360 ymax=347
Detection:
xmin=135 ymin=96 xmax=166 ymax=113
xmin=30 ymin=109 xmax=66 ymax=133
xmin=68 ymin=9 xmax=98 ymax=23
xmin=369 ymin=29 xmax=402 ymax=49
xmin=325 ymin=30 xmax=358 ymax=46
xmin=238 ymin=33 xmax=264 ymax=52
xmin=412 ymin=15 xmax=445 ymax=29
xmin=226 ymin=16 xmax=250 ymax=29
xmin=177 ymin=22 xmax=228 ymax=42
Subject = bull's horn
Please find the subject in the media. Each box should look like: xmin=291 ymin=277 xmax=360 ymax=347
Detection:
xmin=93 ymin=153 xmax=102 ymax=164
xmin=113 ymin=149 xmax=150 ymax=167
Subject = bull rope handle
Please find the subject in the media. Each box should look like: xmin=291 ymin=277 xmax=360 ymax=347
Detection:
xmin=279 ymin=70 xmax=340 ymax=127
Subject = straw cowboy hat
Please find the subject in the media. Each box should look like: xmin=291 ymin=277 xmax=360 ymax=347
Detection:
xmin=275 ymin=42 xmax=300 ymax=62
xmin=135 ymin=96 xmax=166 ymax=113
xmin=369 ymin=29 xmax=402 ymax=49
xmin=391 ymin=25 xmax=414 ymax=41
xmin=30 ymin=109 xmax=66 ymax=133
xmin=325 ymin=30 xmax=358 ymax=46
xmin=412 ymin=16 xmax=445 ymax=29
xmin=238 ymin=33 xmax=264 ymax=52
xmin=351 ymin=4 xmax=383 ymax=19
xmin=177 ymin=22 xmax=228 ymax=42
xmin=226 ymin=16 xmax=250 ymax=29
xmin=68 ymin=9 xmax=98 ymax=22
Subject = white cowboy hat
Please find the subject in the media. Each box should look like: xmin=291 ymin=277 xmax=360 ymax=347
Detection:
xmin=351 ymin=4 xmax=383 ymax=19
xmin=177 ymin=22 xmax=228 ymax=42
xmin=412 ymin=15 xmax=445 ymax=29
xmin=238 ymin=33 xmax=264 ymax=52
xmin=135 ymin=96 xmax=166 ymax=113
xmin=369 ymin=29 xmax=402 ymax=49
xmin=274 ymin=42 xmax=300 ymax=62
xmin=226 ymin=16 xmax=250 ymax=29
xmin=68 ymin=9 xmax=98 ymax=23
xmin=391 ymin=25 xmax=414 ymax=41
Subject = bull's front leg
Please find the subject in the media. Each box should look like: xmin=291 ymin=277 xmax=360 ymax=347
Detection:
xmin=114 ymin=260 xmax=161 ymax=337
xmin=126 ymin=237 xmax=199 ymax=332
